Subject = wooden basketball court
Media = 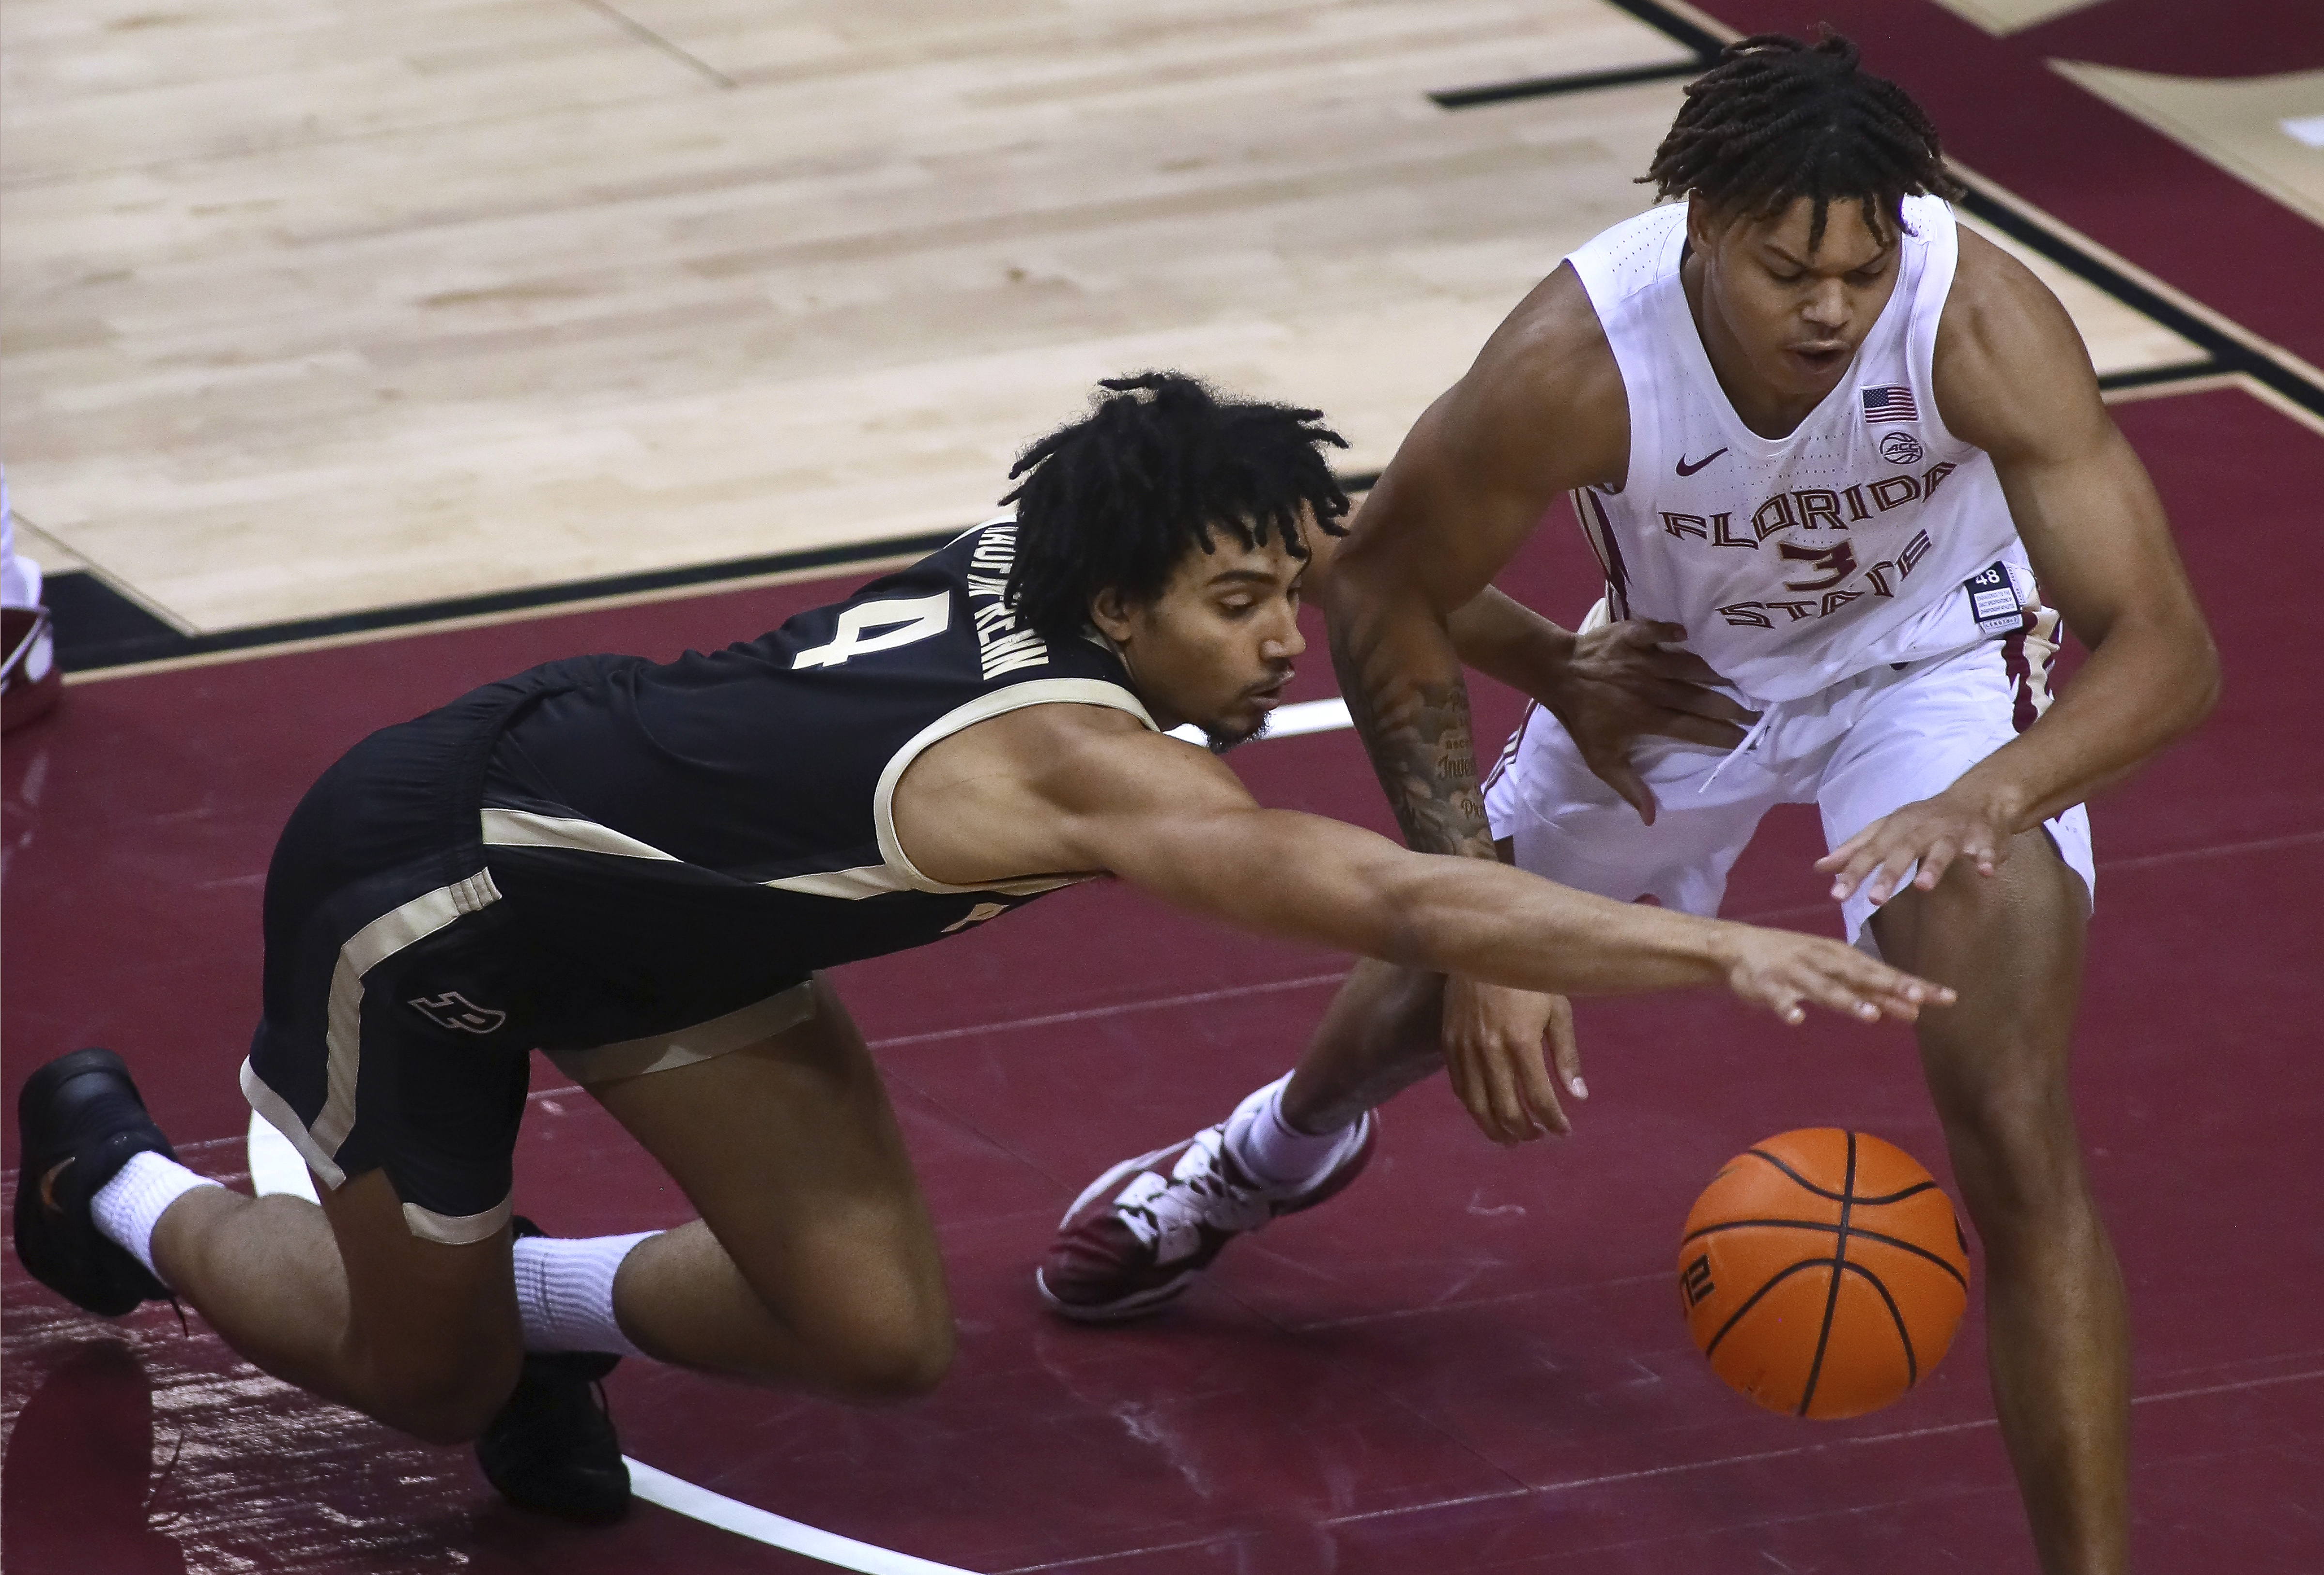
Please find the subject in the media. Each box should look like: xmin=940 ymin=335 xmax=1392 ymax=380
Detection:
xmin=6 ymin=1 xmax=2321 ymax=1571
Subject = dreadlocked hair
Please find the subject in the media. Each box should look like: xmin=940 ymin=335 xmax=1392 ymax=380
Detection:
xmin=1002 ymin=372 xmax=1350 ymax=641
xmin=1644 ymin=31 xmax=1965 ymax=253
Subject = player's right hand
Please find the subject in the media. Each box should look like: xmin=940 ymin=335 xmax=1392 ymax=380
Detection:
xmin=1715 ymin=926 xmax=1955 ymax=1026
xmin=1544 ymin=620 xmax=1758 ymax=827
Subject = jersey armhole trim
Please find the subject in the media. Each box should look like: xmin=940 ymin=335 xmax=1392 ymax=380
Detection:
xmin=1909 ymin=197 xmax=1968 ymax=453
xmin=874 ymin=678 xmax=1158 ymax=896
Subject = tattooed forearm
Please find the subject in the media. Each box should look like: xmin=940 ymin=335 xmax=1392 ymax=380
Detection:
xmin=1330 ymin=625 xmax=1498 ymax=862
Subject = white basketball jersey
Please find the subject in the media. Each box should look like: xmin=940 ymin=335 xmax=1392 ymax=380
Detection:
xmin=1564 ymin=196 xmax=2030 ymax=704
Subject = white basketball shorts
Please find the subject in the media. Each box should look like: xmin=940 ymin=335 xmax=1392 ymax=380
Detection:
xmin=1481 ymin=609 xmax=2094 ymax=950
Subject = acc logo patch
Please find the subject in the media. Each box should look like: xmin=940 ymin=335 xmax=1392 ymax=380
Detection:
xmin=1878 ymin=431 xmax=1925 ymax=466
xmin=407 ymin=991 xmax=508 ymax=1034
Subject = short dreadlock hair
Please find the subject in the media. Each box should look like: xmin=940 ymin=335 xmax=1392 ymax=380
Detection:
xmin=1002 ymin=372 xmax=1350 ymax=641
xmin=1645 ymin=31 xmax=1965 ymax=253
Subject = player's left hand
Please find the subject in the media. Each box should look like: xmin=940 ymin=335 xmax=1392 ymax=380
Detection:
xmin=1538 ymin=621 xmax=1758 ymax=827
xmin=1441 ymin=976 xmax=1584 ymax=1144
xmin=1815 ymin=784 xmax=2019 ymax=905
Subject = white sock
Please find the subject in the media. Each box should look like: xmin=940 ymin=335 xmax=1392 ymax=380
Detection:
xmin=1223 ymin=1074 xmax=1360 ymax=1188
xmin=91 ymin=1151 xmax=222 ymax=1286
xmin=513 ymin=1231 xmax=654 ymax=1357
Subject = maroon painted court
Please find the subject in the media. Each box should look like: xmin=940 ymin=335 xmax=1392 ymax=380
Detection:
xmin=8 ymin=380 xmax=2322 ymax=1573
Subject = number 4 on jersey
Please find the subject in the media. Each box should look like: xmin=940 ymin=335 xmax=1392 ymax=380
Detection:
xmin=792 ymin=591 xmax=952 ymax=670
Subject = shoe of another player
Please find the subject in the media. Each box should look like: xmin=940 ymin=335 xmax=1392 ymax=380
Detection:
xmin=13 ymin=1048 xmax=179 ymax=1317
xmin=0 ymin=604 xmax=61 ymax=734
xmin=1037 ymin=1109 xmax=1377 ymax=1323
xmin=475 ymin=1219 xmax=631 ymax=1524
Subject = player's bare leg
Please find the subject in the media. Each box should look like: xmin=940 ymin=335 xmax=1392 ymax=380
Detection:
xmin=1278 ymin=838 xmax=1539 ymax=1137
xmin=153 ymin=1170 xmax=523 ymax=1442
xmin=590 ymin=973 xmax=955 ymax=1400
xmin=1277 ymin=958 xmax=1448 ymax=1134
xmin=1871 ymin=830 xmax=2125 ymax=1575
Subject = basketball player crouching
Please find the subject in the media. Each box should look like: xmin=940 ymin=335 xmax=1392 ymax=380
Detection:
xmin=13 ymin=374 xmax=1948 ymax=1522
xmin=1045 ymin=38 xmax=2215 ymax=1575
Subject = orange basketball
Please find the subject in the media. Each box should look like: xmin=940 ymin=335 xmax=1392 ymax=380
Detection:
xmin=1677 ymin=1128 xmax=1970 ymax=1420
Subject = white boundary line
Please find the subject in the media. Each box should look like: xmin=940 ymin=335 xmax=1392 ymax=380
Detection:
xmin=244 ymin=1113 xmax=987 ymax=1575
xmin=622 ymin=1460 xmax=983 ymax=1575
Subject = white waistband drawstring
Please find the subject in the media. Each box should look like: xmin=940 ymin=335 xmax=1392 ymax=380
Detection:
xmin=1699 ymin=701 xmax=1778 ymax=795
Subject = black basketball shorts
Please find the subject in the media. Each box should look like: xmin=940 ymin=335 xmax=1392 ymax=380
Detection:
xmin=240 ymin=664 xmax=813 ymax=1245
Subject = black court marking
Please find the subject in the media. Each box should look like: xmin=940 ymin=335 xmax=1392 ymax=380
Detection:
xmin=1797 ymin=1129 xmax=1861 ymax=1416
xmin=1430 ymin=60 xmax=1703 ymax=110
xmin=1599 ymin=0 xmax=1729 ymax=60
xmin=572 ymin=0 xmax=736 ymax=89
xmin=1745 ymin=1144 xmax=1938 ymax=1208
xmin=47 ymin=470 xmax=1387 ymax=675
xmin=1428 ymin=0 xmax=1720 ymax=108
xmin=1944 ymin=188 xmax=2321 ymax=421
xmin=44 ymin=529 xmax=946 ymax=672
xmin=1680 ymin=1217 xmax=1968 ymax=1290
xmin=1428 ymin=0 xmax=2324 ymax=427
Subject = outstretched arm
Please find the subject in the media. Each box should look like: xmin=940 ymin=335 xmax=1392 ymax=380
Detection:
xmin=916 ymin=710 xmax=1953 ymax=1024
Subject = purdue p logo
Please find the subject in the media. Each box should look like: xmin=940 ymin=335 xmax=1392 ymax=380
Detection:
xmin=408 ymin=991 xmax=507 ymax=1035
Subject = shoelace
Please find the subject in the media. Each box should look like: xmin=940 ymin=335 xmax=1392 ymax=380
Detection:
xmin=1115 ymin=1133 xmax=1276 ymax=1254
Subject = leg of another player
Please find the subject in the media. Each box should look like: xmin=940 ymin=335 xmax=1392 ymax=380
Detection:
xmin=1275 ymin=958 xmax=1449 ymax=1135
xmin=588 ymin=973 xmax=955 ymax=1401
xmin=1870 ymin=831 xmax=2126 ymax=1575
xmin=153 ymin=1173 xmax=523 ymax=1443
xmin=1277 ymin=837 xmax=1549 ymax=1139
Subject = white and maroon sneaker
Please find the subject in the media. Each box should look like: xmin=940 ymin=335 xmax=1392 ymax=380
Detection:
xmin=1037 ymin=1107 xmax=1376 ymax=1323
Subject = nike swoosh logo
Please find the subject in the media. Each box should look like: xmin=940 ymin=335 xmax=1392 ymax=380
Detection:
xmin=1675 ymin=448 xmax=1728 ymax=477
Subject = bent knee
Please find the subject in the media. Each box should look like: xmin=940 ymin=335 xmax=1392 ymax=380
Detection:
xmin=820 ymin=1320 xmax=955 ymax=1402
xmin=742 ymin=1293 xmax=953 ymax=1401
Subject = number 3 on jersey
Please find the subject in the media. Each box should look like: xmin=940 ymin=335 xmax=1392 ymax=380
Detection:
xmin=792 ymin=590 xmax=952 ymax=670
xmin=1779 ymin=539 xmax=1858 ymax=592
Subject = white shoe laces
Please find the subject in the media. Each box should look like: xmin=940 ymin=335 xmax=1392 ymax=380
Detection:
xmin=1113 ymin=1129 xmax=1278 ymax=1264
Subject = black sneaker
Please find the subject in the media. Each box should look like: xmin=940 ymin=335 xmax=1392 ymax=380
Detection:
xmin=13 ymin=1048 xmax=179 ymax=1317
xmin=475 ymin=1218 xmax=631 ymax=1524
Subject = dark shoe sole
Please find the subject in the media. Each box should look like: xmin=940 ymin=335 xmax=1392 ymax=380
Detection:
xmin=14 ymin=1049 xmax=175 ymax=1316
xmin=477 ymin=1350 xmax=631 ymax=1524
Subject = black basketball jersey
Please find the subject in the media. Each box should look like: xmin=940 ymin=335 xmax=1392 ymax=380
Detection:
xmin=472 ymin=518 xmax=1154 ymax=1048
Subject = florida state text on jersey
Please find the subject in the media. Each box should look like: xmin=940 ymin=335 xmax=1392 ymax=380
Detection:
xmin=1566 ymin=196 xmax=2033 ymax=704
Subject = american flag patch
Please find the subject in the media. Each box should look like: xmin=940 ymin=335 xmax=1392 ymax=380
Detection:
xmin=1862 ymin=385 xmax=1918 ymax=424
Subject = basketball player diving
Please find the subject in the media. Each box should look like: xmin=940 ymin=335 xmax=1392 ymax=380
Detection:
xmin=12 ymin=373 xmax=1947 ymax=1523
xmin=1043 ymin=37 xmax=2216 ymax=1575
